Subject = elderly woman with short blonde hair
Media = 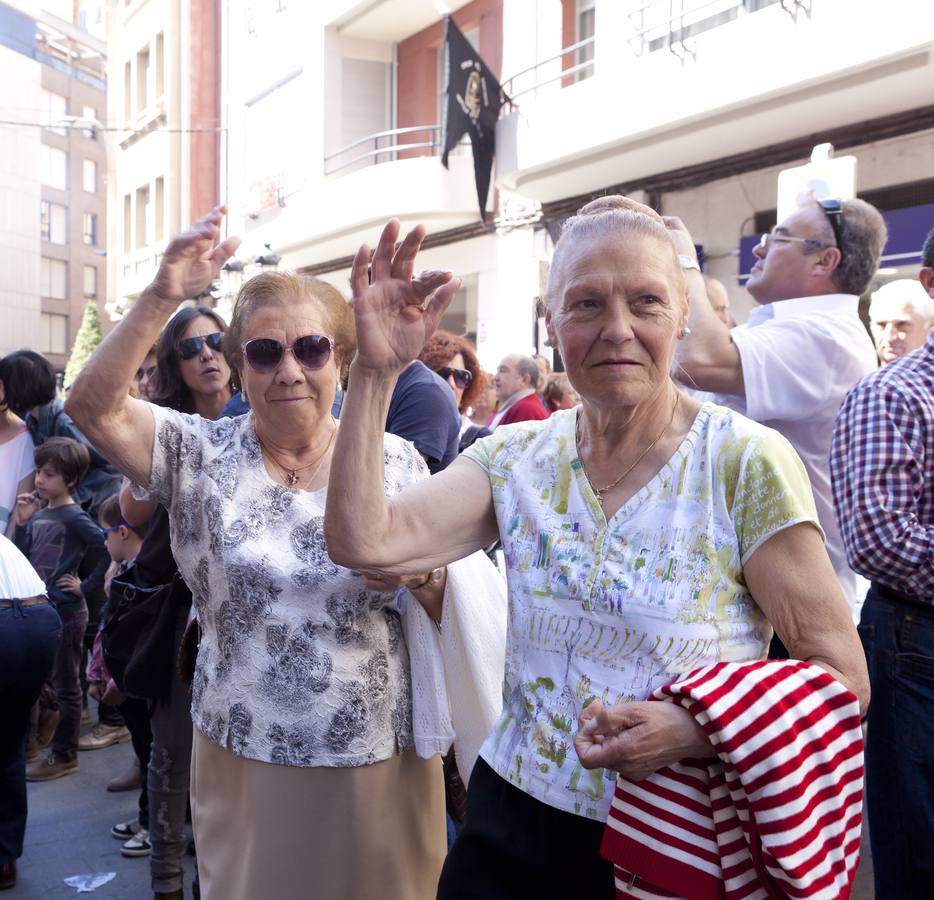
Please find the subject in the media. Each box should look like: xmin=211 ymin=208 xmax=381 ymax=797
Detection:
xmin=324 ymin=198 xmax=869 ymax=898
xmin=66 ymin=208 xmax=447 ymax=900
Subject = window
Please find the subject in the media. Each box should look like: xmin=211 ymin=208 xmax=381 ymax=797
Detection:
xmin=155 ymin=32 xmax=164 ymax=99
xmin=123 ymin=193 xmax=132 ymax=252
xmin=155 ymin=176 xmax=165 ymax=240
xmin=41 ymin=89 xmax=67 ymax=134
xmin=40 ymin=201 xmax=67 ymax=243
xmin=576 ymin=0 xmax=595 ymax=79
xmin=40 ymin=313 xmax=68 ymax=355
xmin=136 ymin=46 xmax=150 ymax=114
xmin=136 ymin=185 xmax=150 ymax=249
xmin=41 ymin=145 xmax=67 ymax=190
xmin=124 ymin=61 xmax=132 ymax=122
xmin=41 ymin=258 xmax=68 ymax=299
xmin=83 ymin=212 xmax=98 ymax=245
xmin=82 ymin=105 xmax=97 ymax=138
xmin=83 ymin=159 xmax=97 ymax=192
xmin=83 ymin=265 xmax=98 ymax=298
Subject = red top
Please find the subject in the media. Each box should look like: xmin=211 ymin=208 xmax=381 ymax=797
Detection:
xmin=492 ymin=393 xmax=550 ymax=428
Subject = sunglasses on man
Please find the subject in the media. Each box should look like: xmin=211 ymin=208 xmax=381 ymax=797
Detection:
xmin=177 ymin=332 xmax=224 ymax=360
xmin=241 ymin=335 xmax=333 ymax=373
xmin=437 ymin=366 xmax=472 ymax=389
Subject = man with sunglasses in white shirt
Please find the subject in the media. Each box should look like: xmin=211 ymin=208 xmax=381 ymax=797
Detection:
xmin=670 ymin=198 xmax=887 ymax=620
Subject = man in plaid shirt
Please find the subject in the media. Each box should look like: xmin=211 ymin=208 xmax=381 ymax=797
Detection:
xmin=831 ymin=225 xmax=934 ymax=900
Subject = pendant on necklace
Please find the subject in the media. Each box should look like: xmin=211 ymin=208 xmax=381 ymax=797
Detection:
xmin=286 ymin=471 xmax=299 ymax=486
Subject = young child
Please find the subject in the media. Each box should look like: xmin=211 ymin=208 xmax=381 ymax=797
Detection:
xmin=13 ymin=437 xmax=110 ymax=781
xmin=90 ymin=494 xmax=154 ymax=858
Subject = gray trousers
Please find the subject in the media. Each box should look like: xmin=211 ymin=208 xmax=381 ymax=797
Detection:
xmin=148 ymin=604 xmax=193 ymax=895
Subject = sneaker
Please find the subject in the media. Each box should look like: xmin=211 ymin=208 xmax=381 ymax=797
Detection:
xmin=111 ymin=818 xmax=142 ymax=840
xmin=121 ymin=829 xmax=151 ymax=858
xmin=78 ymin=723 xmax=131 ymax=751
xmin=107 ymin=760 xmax=142 ymax=792
xmin=26 ymin=751 xmax=79 ymax=782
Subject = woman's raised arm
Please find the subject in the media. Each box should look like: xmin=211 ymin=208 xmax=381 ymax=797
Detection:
xmin=65 ymin=207 xmax=239 ymax=487
xmin=325 ymin=220 xmax=499 ymax=574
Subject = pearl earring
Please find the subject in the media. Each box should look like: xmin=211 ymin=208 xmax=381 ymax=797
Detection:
xmin=679 ymin=326 xmax=692 ymax=339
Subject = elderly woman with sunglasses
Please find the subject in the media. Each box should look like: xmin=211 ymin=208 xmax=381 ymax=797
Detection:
xmin=65 ymin=208 xmax=447 ymax=900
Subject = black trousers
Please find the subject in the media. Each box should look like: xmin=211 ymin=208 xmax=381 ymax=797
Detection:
xmin=437 ymin=758 xmax=616 ymax=900
xmin=120 ymin=696 xmax=153 ymax=829
xmin=0 ymin=600 xmax=61 ymax=863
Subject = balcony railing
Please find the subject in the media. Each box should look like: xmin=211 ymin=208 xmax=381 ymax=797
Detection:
xmin=324 ymin=125 xmax=449 ymax=177
xmin=501 ymin=35 xmax=595 ymax=105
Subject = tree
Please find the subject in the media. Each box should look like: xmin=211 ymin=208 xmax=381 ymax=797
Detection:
xmin=64 ymin=300 xmax=104 ymax=387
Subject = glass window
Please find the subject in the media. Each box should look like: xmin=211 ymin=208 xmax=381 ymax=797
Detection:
xmin=83 ymin=212 xmax=98 ymax=246
xmin=155 ymin=176 xmax=164 ymax=240
xmin=41 ymin=145 xmax=67 ymax=190
xmin=136 ymin=185 xmax=150 ymax=249
xmin=40 ymin=200 xmax=67 ymax=243
xmin=137 ymin=46 xmax=150 ymax=113
xmin=82 ymin=105 xmax=97 ymax=138
xmin=83 ymin=265 xmax=98 ymax=298
xmin=155 ymin=32 xmax=164 ymax=98
xmin=123 ymin=193 xmax=132 ymax=253
xmin=41 ymin=89 xmax=67 ymax=134
xmin=83 ymin=159 xmax=97 ymax=192
xmin=40 ymin=313 xmax=68 ymax=355
xmin=41 ymin=258 xmax=68 ymax=299
xmin=124 ymin=61 xmax=132 ymax=122
xmin=576 ymin=0 xmax=595 ymax=78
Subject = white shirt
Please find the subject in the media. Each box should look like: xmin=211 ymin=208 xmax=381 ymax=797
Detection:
xmin=0 ymin=534 xmax=47 ymax=599
xmin=463 ymin=405 xmax=819 ymax=820
xmin=716 ymin=294 xmax=878 ymax=614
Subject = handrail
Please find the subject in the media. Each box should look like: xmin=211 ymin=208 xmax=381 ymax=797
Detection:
xmin=501 ymin=34 xmax=595 ymax=103
xmin=508 ymin=59 xmax=594 ymax=101
xmin=323 ymin=124 xmax=440 ymax=164
xmin=323 ymin=124 xmax=471 ymax=177
xmin=502 ymin=35 xmax=596 ymax=92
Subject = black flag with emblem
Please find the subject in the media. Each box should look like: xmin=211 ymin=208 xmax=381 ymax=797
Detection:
xmin=440 ymin=16 xmax=505 ymax=220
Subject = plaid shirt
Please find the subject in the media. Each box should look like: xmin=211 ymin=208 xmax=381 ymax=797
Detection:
xmin=831 ymin=330 xmax=934 ymax=601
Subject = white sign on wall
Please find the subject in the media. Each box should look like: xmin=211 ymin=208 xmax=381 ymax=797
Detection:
xmin=777 ymin=143 xmax=857 ymax=223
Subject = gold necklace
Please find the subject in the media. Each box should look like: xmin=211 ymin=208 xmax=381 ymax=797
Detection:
xmin=577 ymin=393 xmax=680 ymax=503
xmin=258 ymin=419 xmax=337 ymax=487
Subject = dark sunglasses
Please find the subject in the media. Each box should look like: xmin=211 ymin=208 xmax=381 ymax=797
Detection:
xmin=438 ymin=366 xmax=472 ymax=389
xmin=135 ymin=365 xmax=156 ymax=381
xmin=242 ymin=334 xmax=333 ymax=373
xmin=817 ymin=198 xmax=844 ymax=259
xmin=177 ymin=332 xmax=223 ymax=360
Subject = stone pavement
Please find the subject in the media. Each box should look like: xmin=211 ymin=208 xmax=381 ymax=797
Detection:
xmin=13 ymin=718 xmax=195 ymax=900
xmin=11 ymin=714 xmax=874 ymax=899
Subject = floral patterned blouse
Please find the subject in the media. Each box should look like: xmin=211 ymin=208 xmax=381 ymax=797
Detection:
xmin=463 ymin=403 xmax=820 ymax=820
xmin=143 ymin=404 xmax=425 ymax=768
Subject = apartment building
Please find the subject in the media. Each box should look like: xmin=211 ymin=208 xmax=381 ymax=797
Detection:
xmin=0 ymin=1 xmax=107 ymax=370
xmin=105 ymin=0 xmax=220 ymax=318
xmin=220 ymin=0 xmax=933 ymax=366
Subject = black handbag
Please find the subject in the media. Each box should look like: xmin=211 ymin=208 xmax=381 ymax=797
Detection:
xmin=102 ymin=568 xmax=181 ymax=701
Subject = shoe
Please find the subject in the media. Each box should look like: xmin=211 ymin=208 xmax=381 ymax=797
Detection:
xmin=78 ymin=723 xmax=130 ymax=751
xmin=107 ymin=760 xmax=142 ymax=792
xmin=111 ymin=818 xmax=141 ymax=840
xmin=121 ymin=829 xmax=151 ymax=858
xmin=26 ymin=751 xmax=79 ymax=782
xmin=0 ymin=860 xmax=15 ymax=890
xmin=36 ymin=708 xmax=60 ymax=748
xmin=25 ymin=739 xmax=40 ymax=762
xmin=81 ymin=706 xmax=91 ymax=724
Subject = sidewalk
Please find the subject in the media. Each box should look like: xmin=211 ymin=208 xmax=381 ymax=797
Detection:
xmin=14 ymin=721 xmax=196 ymax=899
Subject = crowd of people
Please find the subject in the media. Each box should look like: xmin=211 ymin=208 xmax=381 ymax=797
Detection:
xmin=0 ymin=195 xmax=931 ymax=900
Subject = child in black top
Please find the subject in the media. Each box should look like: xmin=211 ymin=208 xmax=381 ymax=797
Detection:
xmin=14 ymin=437 xmax=109 ymax=781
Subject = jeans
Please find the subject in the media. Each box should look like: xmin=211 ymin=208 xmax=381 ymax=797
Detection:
xmin=0 ymin=600 xmax=62 ymax=863
xmin=858 ymin=587 xmax=934 ymax=900
xmin=148 ymin=605 xmax=193 ymax=895
xmin=121 ymin=697 xmax=152 ymax=830
xmin=51 ymin=601 xmax=89 ymax=760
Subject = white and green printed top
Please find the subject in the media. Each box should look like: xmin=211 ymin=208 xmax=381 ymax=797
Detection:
xmin=462 ymin=402 xmax=821 ymax=821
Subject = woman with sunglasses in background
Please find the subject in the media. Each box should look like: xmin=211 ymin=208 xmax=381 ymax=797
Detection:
xmin=106 ymin=305 xmax=236 ymax=897
xmin=66 ymin=208 xmax=448 ymax=900
xmin=419 ymin=330 xmax=491 ymax=452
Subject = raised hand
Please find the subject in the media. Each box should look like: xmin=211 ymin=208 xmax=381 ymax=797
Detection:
xmin=147 ymin=205 xmax=241 ymax=306
xmin=350 ymin=219 xmax=460 ymax=373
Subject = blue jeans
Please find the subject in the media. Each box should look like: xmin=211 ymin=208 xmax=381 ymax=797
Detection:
xmin=0 ymin=600 xmax=61 ymax=863
xmin=858 ymin=587 xmax=934 ymax=899
xmin=50 ymin=601 xmax=89 ymax=760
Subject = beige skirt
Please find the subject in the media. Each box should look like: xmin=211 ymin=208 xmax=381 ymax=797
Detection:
xmin=191 ymin=728 xmax=447 ymax=900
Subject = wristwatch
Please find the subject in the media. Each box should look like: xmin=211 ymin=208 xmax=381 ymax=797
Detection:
xmin=678 ymin=254 xmax=700 ymax=271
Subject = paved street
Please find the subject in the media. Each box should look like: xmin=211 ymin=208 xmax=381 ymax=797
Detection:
xmin=13 ymin=713 xmax=195 ymax=900
xmin=12 ymin=712 xmax=874 ymax=899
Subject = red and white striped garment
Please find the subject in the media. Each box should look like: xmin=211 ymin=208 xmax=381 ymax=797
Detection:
xmin=601 ymin=660 xmax=864 ymax=900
